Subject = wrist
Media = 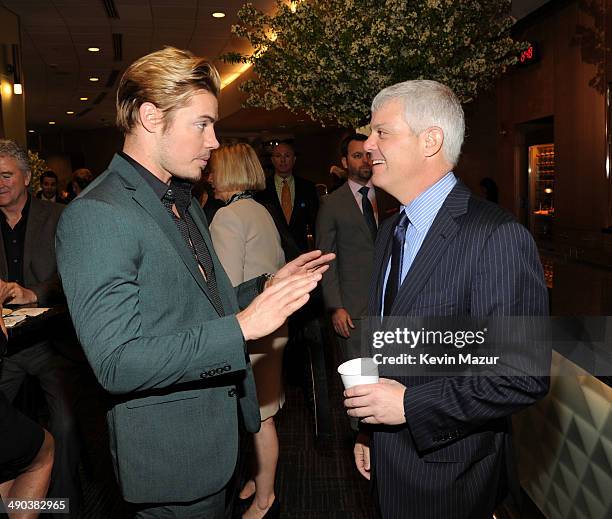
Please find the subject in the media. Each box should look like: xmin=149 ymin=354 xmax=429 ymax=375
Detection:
xmin=257 ymin=273 xmax=274 ymax=293
xmin=236 ymin=311 xmax=251 ymax=341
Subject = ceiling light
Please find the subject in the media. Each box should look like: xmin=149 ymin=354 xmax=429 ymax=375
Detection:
xmin=13 ymin=83 xmax=22 ymax=95
xmin=89 ymin=77 xmax=99 ymax=82
xmin=28 ymin=130 xmax=35 ymax=133
xmin=48 ymin=121 xmax=56 ymax=125
xmin=80 ymin=97 xmax=88 ymax=101
xmin=2 ymin=83 xmax=11 ymax=96
xmin=212 ymin=12 xmax=225 ymax=18
xmin=66 ymin=111 xmax=75 ymax=115
xmin=88 ymin=47 xmax=100 ymax=52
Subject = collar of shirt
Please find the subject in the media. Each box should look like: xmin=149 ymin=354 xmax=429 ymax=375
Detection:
xmin=118 ymin=151 xmax=168 ymax=200
xmin=403 ymin=171 xmax=457 ymax=234
xmin=274 ymin=173 xmax=294 ymax=190
xmin=167 ymin=178 xmax=195 ymax=216
xmin=347 ymin=178 xmax=375 ymax=200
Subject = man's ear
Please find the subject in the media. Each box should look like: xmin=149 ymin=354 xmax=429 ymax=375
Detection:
xmin=139 ymin=102 xmax=161 ymax=133
xmin=341 ymin=157 xmax=348 ymax=170
xmin=423 ymin=126 xmax=444 ymax=158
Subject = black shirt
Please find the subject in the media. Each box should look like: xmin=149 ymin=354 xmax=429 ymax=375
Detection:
xmin=0 ymin=196 xmax=31 ymax=286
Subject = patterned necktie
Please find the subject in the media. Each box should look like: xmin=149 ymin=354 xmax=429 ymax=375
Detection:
xmin=358 ymin=185 xmax=377 ymax=241
xmin=383 ymin=212 xmax=409 ymax=317
xmin=162 ymin=181 xmax=224 ymax=316
xmin=281 ymin=178 xmax=292 ymax=224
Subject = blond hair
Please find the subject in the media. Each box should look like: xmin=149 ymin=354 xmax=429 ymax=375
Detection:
xmin=116 ymin=46 xmax=220 ymax=134
xmin=210 ymin=143 xmax=265 ymax=193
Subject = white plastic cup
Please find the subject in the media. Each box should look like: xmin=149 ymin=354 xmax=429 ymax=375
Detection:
xmin=337 ymin=357 xmax=379 ymax=389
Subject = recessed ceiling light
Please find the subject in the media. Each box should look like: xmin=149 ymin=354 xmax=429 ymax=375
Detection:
xmin=212 ymin=12 xmax=225 ymax=18
xmin=89 ymin=77 xmax=99 ymax=82
xmin=88 ymin=47 xmax=100 ymax=52
xmin=80 ymin=97 xmax=88 ymax=101
xmin=48 ymin=121 xmax=56 ymax=125
xmin=66 ymin=111 xmax=75 ymax=115
xmin=28 ymin=130 xmax=35 ymax=133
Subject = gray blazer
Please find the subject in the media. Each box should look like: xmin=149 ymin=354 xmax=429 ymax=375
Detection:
xmin=316 ymin=182 xmax=397 ymax=318
xmin=56 ymin=154 xmax=260 ymax=504
xmin=0 ymin=195 xmax=64 ymax=305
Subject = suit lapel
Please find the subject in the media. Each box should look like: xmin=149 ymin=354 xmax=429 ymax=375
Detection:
xmin=390 ymin=182 xmax=470 ymax=314
xmin=188 ymin=202 xmax=236 ymax=313
xmin=369 ymin=212 xmax=398 ymax=318
xmin=289 ymin=176 xmax=299 ymax=227
xmin=112 ymin=157 xmax=218 ymax=312
xmin=23 ymin=197 xmax=45 ymax=279
xmin=0 ymin=219 xmax=7 ymax=279
xmin=340 ymin=183 xmax=373 ymax=242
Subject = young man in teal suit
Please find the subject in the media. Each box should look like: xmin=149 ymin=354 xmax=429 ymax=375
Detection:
xmin=56 ymin=47 xmax=332 ymax=518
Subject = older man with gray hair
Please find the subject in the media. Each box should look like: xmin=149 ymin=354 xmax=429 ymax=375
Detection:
xmin=343 ymin=80 xmax=549 ymax=518
xmin=0 ymin=139 xmax=82 ymax=514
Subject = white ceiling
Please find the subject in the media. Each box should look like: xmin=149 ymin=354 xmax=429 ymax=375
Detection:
xmin=0 ymin=0 xmax=276 ymax=131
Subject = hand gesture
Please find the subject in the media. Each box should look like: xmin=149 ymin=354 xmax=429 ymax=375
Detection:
xmin=272 ymin=250 xmax=335 ymax=285
xmin=332 ymin=308 xmax=354 ymax=338
xmin=237 ymin=272 xmax=322 ymax=341
xmin=354 ymin=432 xmax=371 ymax=480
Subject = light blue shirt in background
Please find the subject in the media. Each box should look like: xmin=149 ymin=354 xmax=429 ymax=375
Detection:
xmin=381 ymin=172 xmax=457 ymax=315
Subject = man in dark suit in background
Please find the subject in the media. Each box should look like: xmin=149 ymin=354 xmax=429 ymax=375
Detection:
xmin=257 ymin=141 xmax=319 ymax=259
xmin=343 ymin=80 xmax=549 ymax=518
xmin=317 ymin=134 xmax=397 ymax=370
xmin=0 ymin=139 xmax=82 ymax=516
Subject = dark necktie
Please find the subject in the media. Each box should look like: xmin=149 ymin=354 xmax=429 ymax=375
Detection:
xmin=162 ymin=180 xmax=224 ymax=316
xmin=358 ymin=186 xmax=377 ymax=241
xmin=383 ymin=212 xmax=409 ymax=317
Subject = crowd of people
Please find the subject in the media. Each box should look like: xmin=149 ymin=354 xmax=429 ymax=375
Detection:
xmin=0 ymin=45 xmax=549 ymax=519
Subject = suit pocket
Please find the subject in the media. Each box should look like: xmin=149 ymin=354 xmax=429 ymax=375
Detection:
xmin=125 ymin=392 xmax=199 ymax=409
xmin=422 ymin=431 xmax=496 ymax=463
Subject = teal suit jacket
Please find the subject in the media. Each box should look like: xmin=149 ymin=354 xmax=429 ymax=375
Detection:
xmin=56 ymin=154 xmax=260 ymax=503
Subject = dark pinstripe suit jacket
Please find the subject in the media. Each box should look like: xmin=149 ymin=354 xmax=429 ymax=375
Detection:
xmin=368 ymin=181 xmax=549 ymax=519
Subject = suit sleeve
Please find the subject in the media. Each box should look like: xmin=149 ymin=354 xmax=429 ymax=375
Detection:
xmin=210 ymin=207 xmax=246 ymax=287
xmin=29 ymin=205 xmax=65 ymax=305
xmin=315 ymin=198 xmax=343 ymax=310
xmin=29 ymin=274 xmax=63 ymax=306
xmin=56 ymin=198 xmax=248 ymax=395
xmin=403 ymin=222 xmax=550 ymax=452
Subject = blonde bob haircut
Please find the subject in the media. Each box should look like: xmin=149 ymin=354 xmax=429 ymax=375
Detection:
xmin=210 ymin=143 xmax=266 ymax=193
xmin=116 ymin=46 xmax=220 ymax=135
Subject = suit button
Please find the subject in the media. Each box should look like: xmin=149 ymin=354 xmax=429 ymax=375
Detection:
xmin=224 ymin=365 xmax=231 ymax=371
xmin=228 ymin=389 xmax=236 ymax=397
xmin=200 ymin=372 xmax=208 ymax=379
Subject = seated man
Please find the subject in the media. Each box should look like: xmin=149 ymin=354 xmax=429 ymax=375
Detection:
xmin=1 ymin=305 xmax=55 ymax=519
xmin=0 ymin=140 xmax=81 ymax=515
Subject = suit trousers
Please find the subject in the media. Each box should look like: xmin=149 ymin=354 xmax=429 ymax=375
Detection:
xmin=132 ymin=487 xmax=225 ymax=519
xmin=336 ymin=318 xmax=366 ymax=432
xmin=336 ymin=318 xmax=368 ymax=362
xmin=0 ymin=341 xmax=82 ymax=516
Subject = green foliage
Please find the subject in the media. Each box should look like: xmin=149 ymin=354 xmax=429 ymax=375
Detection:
xmin=27 ymin=150 xmax=48 ymax=195
xmin=224 ymin=0 xmax=527 ymax=127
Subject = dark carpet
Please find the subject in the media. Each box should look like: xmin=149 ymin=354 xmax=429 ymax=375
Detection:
xmin=75 ymin=338 xmax=374 ymax=518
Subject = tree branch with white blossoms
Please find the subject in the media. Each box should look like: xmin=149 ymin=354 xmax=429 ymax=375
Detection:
xmin=223 ymin=0 xmax=527 ymax=128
